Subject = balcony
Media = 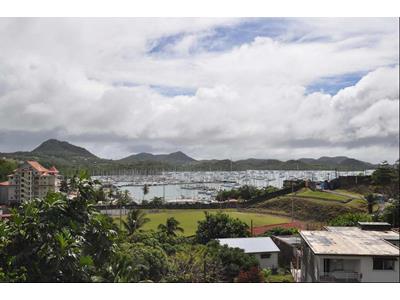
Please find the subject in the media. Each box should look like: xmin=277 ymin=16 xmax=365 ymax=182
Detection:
xmin=319 ymin=271 xmax=362 ymax=283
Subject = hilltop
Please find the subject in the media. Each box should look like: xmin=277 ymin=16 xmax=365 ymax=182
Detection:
xmin=32 ymin=139 xmax=98 ymax=158
xmin=119 ymin=151 xmax=195 ymax=165
xmin=0 ymin=138 xmax=377 ymax=174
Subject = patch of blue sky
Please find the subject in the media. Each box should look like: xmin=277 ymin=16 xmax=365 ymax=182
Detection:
xmin=198 ymin=18 xmax=292 ymax=51
xmin=148 ymin=18 xmax=296 ymax=55
xmin=151 ymin=85 xmax=196 ymax=97
xmin=112 ymin=81 xmax=140 ymax=87
xmin=112 ymin=81 xmax=196 ymax=96
xmin=305 ymin=72 xmax=368 ymax=95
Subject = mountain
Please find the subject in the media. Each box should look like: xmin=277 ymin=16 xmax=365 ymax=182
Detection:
xmin=32 ymin=139 xmax=98 ymax=158
xmin=0 ymin=138 xmax=377 ymax=173
xmin=119 ymin=151 xmax=195 ymax=165
xmin=299 ymin=156 xmax=375 ymax=170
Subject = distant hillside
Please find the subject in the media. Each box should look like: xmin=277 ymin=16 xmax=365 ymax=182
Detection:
xmin=299 ymin=156 xmax=375 ymax=170
xmin=119 ymin=151 xmax=195 ymax=165
xmin=0 ymin=138 xmax=377 ymax=174
xmin=32 ymin=139 xmax=98 ymax=158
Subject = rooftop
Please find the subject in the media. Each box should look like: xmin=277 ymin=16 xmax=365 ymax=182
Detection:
xmin=217 ymin=237 xmax=280 ymax=254
xmin=27 ymin=160 xmax=49 ymax=173
xmin=325 ymin=226 xmax=399 ymax=241
xmin=274 ymin=235 xmax=302 ymax=246
xmin=300 ymin=230 xmax=400 ymax=256
xmin=0 ymin=181 xmax=10 ymax=186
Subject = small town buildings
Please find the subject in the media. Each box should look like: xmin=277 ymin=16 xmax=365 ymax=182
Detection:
xmin=217 ymin=237 xmax=280 ymax=269
xmin=5 ymin=161 xmax=60 ymax=204
xmin=299 ymin=224 xmax=400 ymax=282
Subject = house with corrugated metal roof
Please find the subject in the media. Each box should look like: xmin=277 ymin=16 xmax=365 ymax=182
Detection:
xmin=299 ymin=223 xmax=400 ymax=282
xmin=217 ymin=237 xmax=280 ymax=269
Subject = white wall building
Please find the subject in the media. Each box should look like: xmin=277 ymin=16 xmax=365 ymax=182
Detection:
xmin=217 ymin=237 xmax=280 ymax=269
xmin=300 ymin=226 xmax=400 ymax=283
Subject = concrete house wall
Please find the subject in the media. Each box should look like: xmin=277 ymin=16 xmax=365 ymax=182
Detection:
xmin=302 ymin=253 xmax=399 ymax=282
xmin=252 ymin=252 xmax=279 ymax=269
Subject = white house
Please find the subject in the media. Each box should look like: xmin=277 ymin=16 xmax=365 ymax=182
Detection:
xmin=299 ymin=226 xmax=400 ymax=283
xmin=217 ymin=237 xmax=280 ymax=269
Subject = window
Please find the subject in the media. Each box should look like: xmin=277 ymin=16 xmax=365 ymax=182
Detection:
xmin=373 ymin=258 xmax=395 ymax=270
xmin=260 ymin=253 xmax=271 ymax=259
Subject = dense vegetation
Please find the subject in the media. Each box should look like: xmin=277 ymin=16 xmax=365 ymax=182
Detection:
xmin=0 ymin=158 xmax=18 ymax=182
xmin=0 ymin=174 xmax=266 ymax=282
xmin=328 ymin=213 xmax=373 ymax=226
xmin=216 ymin=185 xmax=279 ymax=201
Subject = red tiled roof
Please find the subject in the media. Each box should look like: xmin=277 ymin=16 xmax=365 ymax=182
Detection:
xmin=48 ymin=166 xmax=59 ymax=173
xmin=26 ymin=160 xmax=50 ymax=173
xmin=0 ymin=181 xmax=10 ymax=186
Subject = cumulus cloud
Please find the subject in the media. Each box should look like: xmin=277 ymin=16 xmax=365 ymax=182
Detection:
xmin=0 ymin=18 xmax=398 ymax=163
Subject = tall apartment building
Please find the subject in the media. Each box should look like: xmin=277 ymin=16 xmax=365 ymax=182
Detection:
xmin=6 ymin=161 xmax=60 ymax=203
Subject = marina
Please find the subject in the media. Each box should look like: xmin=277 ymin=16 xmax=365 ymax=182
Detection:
xmin=93 ymin=169 xmax=375 ymax=203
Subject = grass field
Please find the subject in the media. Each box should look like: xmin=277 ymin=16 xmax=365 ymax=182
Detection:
xmin=294 ymin=188 xmax=351 ymax=202
xmin=333 ymin=189 xmax=365 ymax=198
xmin=117 ymin=209 xmax=291 ymax=236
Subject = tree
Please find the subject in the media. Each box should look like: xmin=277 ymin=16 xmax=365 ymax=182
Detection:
xmin=365 ymin=194 xmax=377 ymax=214
xmin=59 ymin=178 xmax=69 ymax=193
xmin=371 ymin=161 xmax=399 ymax=198
xmin=158 ymin=217 xmax=184 ymax=236
xmin=122 ymin=209 xmax=150 ymax=235
xmin=116 ymin=190 xmax=131 ymax=230
xmin=165 ymin=244 xmax=223 ymax=283
xmin=328 ymin=212 xmax=372 ymax=226
xmin=149 ymin=197 xmax=164 ymax=207
xmin=206 ymin=241 xmax=259 ymax=282
xmin=142 ymin=184 xmax=149 ymax=201
xmin=380 ymin=199 xmax=399 ymax=227
xmin=372 ymin=161 xmax=396 ymax=186
xmin=0 ymin=159 xmax=18 ymax=182
xmin=196 ymin=211 xmax=250 ymax=244
xmin=0 ymin=173 xmax=118 ymax=282
xmin=102 ymin=242 xmax=169 ymax=283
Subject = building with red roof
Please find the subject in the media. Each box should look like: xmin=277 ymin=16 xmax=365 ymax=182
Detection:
xmin=4 ymin=161 xmax=61 ymax=204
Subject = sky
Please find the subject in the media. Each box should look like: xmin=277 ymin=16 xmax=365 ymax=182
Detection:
xmin=0 ymin=18 xmax=398 ymax=163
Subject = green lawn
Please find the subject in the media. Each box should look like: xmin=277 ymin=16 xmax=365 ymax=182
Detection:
xmin=294 ymin=188 xmax=350 ymax=202
xmin=118 ymin=209 xmax=291 ymax=236
xmin=334 ymin=189 xmax=364 ymax=199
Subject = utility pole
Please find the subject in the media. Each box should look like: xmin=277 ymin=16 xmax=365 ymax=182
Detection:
xmin=291 ymin=182 xmax=294 ymax=222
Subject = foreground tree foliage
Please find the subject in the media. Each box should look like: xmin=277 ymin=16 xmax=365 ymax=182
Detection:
xmin=0 ymin=173 xmax=118 ymax=282
xmin=0 ymin=174 xmax=258 ymax=282
xmin=196 ymin=211 xmax=250 ymax=244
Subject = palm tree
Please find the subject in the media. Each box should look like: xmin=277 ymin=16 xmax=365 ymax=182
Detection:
xmin=117 ymin=190 xmax=131 ymax=230
xmin=142 ymin=184 xmax=149 ymax=201
xmin=158 ymin=217 xmax=184 ymax=236
xmin=122 ymin=209 xmax=150 ymax=235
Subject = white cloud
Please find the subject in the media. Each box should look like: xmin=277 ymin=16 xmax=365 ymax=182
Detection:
xmin=0 ymin=18 xmax=398 ymax=163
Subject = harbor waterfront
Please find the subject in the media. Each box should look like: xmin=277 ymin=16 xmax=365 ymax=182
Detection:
xmin=93 ymin=169 xmax=375 ymax=203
